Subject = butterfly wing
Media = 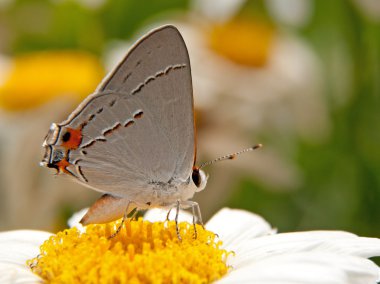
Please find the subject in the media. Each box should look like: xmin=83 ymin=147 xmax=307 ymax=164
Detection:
xmin=58 ymin=26 xmax=195 ymax=199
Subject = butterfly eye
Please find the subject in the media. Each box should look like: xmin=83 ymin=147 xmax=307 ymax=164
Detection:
xmin=192 ymin=168 xmax=208 ymax=192
xmin=192 ymin=169 xmax=201 ymax=188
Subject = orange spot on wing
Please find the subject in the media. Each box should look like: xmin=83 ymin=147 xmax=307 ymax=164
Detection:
xmin=62 ymin=128 xmax=83 ymax=150
xmin=56 ymin=158 xmax=70 ymax=173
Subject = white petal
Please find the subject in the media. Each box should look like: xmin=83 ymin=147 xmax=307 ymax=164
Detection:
xmin=229 ymin=231 xmax=380 ymax=268
xmin=0 ymin=230 xmax=50 ymax=284
xmin=0 ymin=230 xmax=50 ymax=243
xmin=67 ymin=207 xmax=88 ymax=232
xmin=206 ymin=208 xmax=274 ymax=250
xmin=0 ymin=263 xmax=42 ymax=284
xmin=218 ymin=252 xmax=380 ymax=284
xmin=144 ymin=208 xmax=193 ymax=223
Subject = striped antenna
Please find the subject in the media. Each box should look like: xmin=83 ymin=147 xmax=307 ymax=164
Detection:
xmin=198 ymin=144 xmax=262 ymax=169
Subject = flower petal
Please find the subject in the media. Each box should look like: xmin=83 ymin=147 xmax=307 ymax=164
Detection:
xmin=67 ymin=207 xmax=88 ymax=231
xmin=206 ymin=208 xmax=274 ymax=250
xmin=0 ymin=230 xmax=51 ymax=284
xmin=218 ymin=252 xmax=380 ymax=284
xmin=229 ymin=231 xmax=380 ymax=267
xmin=0 ymin=263 xmax=42 ymax=284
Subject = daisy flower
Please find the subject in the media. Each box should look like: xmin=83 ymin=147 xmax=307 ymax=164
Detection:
xmin=0 ymin=208 xmax=379 ymax=283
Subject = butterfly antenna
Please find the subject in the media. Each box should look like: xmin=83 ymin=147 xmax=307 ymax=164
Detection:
xmin=199 ymin=144 xmax=263 ymax=169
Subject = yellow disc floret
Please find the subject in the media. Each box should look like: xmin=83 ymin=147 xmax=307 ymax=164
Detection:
xmin=28 ymin=218 xmax=229 ymax=284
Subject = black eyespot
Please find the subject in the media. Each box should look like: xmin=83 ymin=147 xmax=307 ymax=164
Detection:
xmin=192 ymin=169 xmax=201 ymax=188
xmin=62 ymin=131 xmax=71 ymax=142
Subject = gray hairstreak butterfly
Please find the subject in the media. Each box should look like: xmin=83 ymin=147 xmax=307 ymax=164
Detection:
xmin=41 ymin=25 xmax=261 ymax=239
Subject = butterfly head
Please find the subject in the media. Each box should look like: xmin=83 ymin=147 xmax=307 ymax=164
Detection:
xmin=41 ymin=124 xmax=61 ymax=169
xmin=41 ymin=123 xmax=81 ymax=174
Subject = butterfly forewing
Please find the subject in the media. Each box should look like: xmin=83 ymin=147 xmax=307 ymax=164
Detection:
xmin=59 ymin=26 xmax=195 ymax=198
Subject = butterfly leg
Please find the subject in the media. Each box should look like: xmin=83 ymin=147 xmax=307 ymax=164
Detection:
xmin=130 ymin=207 xmax=138 ymax=221
xmin=108 ymin=200 xmax=131 ymax=239
xmin=190 ymin=203 xmax=198 ymax=239
xmin=180 ymin=201 xmax=205 ymax=239
xmin=175 ymin=200 xmax=182 ymax=241
xmin=195 ymin=202 xmax=205 ymax=229
xmin=166 ymin=207 xmax=172 ymax=221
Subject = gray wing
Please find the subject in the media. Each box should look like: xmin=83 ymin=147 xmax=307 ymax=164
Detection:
xmin=62 ymin=25 xmax=195 ymax=198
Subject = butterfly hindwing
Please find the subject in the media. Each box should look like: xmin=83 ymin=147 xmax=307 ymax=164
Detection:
xmin=59 ymin=26 xmax=195 ymax=199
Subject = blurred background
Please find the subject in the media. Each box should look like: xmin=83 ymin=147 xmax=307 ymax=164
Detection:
xmin=0 ymin=0 xmax=379 ymax=240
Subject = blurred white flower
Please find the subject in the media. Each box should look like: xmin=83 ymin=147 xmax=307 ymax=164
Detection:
xmin=180 ymin=21 xmax=327 ymax=139
xmin=266 ymin=0 xmax=313 ymax=27
xmin=191 ymin=0 xmax=246 ymax=22
xmin=166 ymin=18 xmax=327 ymax=217
xmin=192 ymin=0 xmax=314 ymax=27
xmin=1 ymin=208 xmax=380 ymax=283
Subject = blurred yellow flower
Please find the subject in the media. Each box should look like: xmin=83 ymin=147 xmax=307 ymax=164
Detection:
xmin=0 ymin=51 xmax=104 ymax=111
xmin=209 ymin=18 xmax=275 ymax=67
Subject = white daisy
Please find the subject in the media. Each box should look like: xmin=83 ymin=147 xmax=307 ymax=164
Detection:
xmin=0 ymin=208 xmax=379 ymax=283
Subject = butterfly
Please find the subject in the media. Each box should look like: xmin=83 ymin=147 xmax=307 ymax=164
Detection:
xmin=41 ymin=25 xmax=261 ymax=239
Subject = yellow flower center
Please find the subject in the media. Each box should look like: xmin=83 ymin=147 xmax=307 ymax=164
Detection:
xmin=208 ymin=18 xmax=275 ymax=67
xmin=28 ymin=218 xmax=229 ymax=284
